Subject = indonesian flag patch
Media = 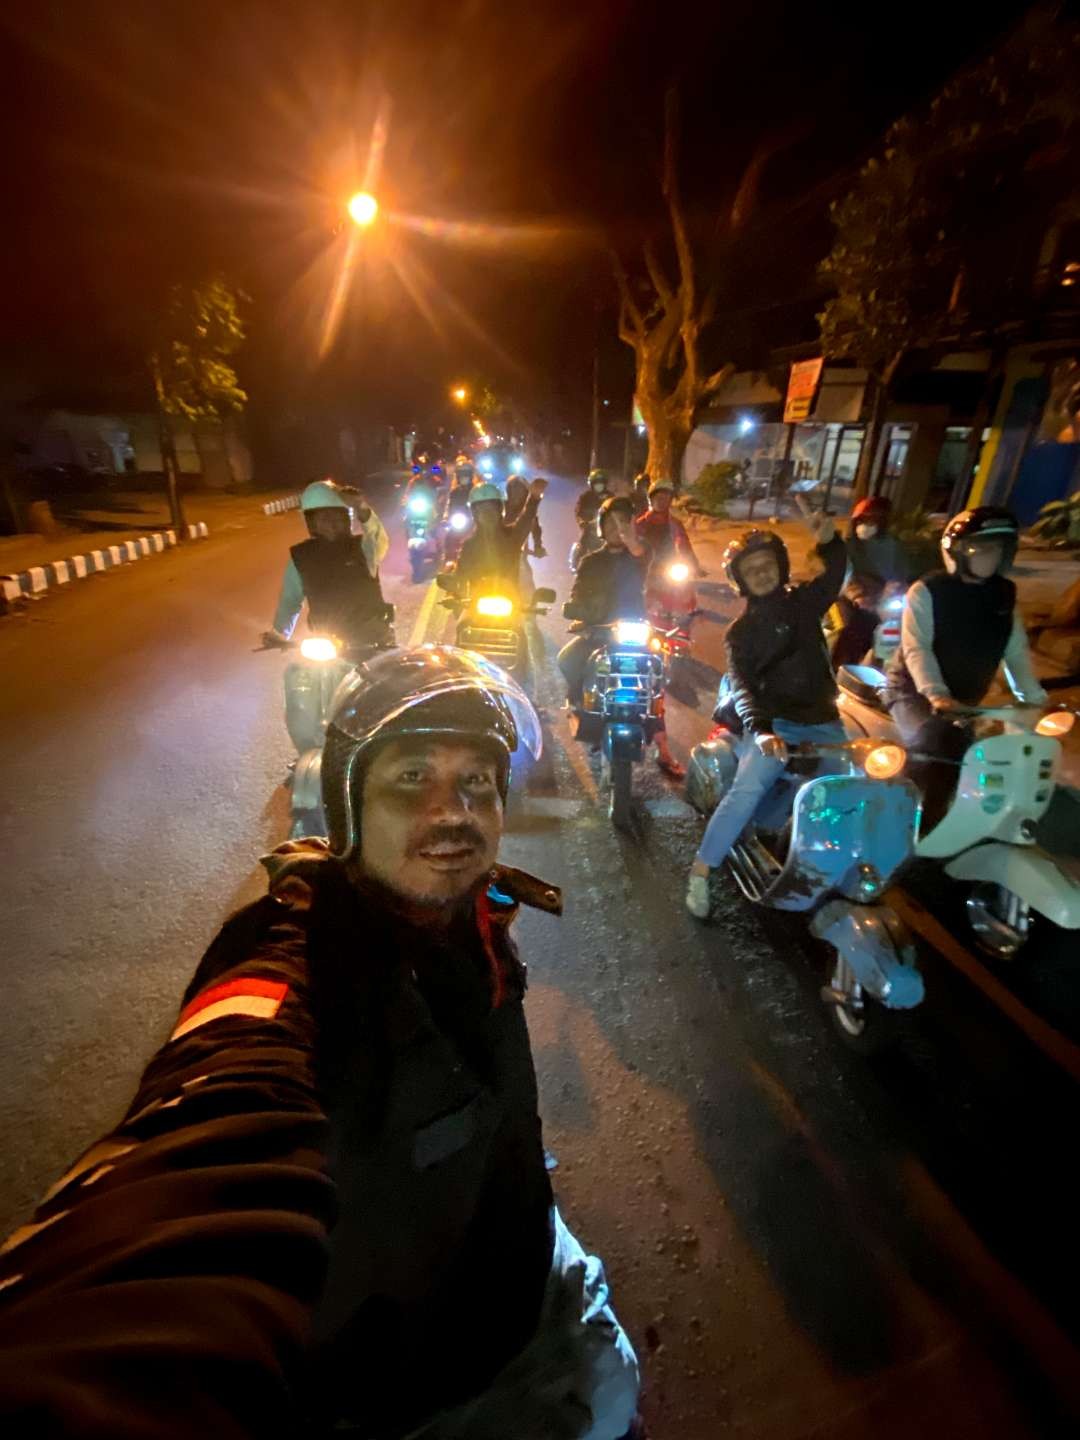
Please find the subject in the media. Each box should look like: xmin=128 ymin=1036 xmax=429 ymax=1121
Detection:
xmin=170 ymin=977 xmax=289 ymax=1042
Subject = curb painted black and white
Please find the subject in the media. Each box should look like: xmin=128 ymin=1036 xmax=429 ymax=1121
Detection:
xmin=1 ymin=523 xmax=209 ymax=609
xmin=263 ymin=494 xmax=302 ymax=515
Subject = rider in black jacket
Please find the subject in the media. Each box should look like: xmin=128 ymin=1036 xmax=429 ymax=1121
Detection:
xmin=0 ymin=651 xmax=640 ymax=1440
xmin=560 ymin=495 xmax=685 ymax=777
xmin=686 ymin=514 xmax=847 ymax=918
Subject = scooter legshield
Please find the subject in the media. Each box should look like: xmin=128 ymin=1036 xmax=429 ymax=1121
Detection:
xmin=291 ymin=748 xmax=328 ymax=839
xmin=685 ymin=737 xmax=738 ymax=814
xmin=810 ymin=900 xmax=924 ymax=1009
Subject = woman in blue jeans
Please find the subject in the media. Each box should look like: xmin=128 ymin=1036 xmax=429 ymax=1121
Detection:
xmin=686 ymin=514 xmax=847 ymax=918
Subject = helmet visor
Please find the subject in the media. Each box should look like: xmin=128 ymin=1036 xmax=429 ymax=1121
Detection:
xmin=330 ymin=646 xmax=543 ymax=763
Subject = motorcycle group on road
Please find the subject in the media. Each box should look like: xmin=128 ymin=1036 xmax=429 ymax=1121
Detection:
xmin=1 ymin=456 xmax=1078 ymax=1439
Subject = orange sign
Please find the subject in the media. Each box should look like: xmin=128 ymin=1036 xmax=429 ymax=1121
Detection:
xmin=784 ymin=358 xmax=824 ymax=424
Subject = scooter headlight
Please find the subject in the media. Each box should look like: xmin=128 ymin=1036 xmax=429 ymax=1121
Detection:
xmin=885 ymin=596 xmax=904 ymax=613
xmin=668 ymin=561 xmax=690 ymax=584
xmin=863 ymin=742 xmax=906 ymax=780
xmin=476 ymin=595 xmax=514 ymax=618
xmin=408 ymin=496 xmax=431 ymax=516
xmin=449 ymin=512 xmax=469 ymax=532
xmin=300 ymin=636 xmax=339 ymax=662
xmin=511 ymin=456 xmax=525 ymax=474
xmin=1035 ymin=710 xmax=1075 ymax=737
xmin=615 ymin=620 xmax=651 ymax=646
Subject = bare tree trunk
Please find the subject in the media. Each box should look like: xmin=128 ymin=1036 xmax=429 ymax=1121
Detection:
xmin=646 ymin=412 xmax=691 ymax=490
xmin=158 ymin=413 xmax=188 ymax=538
xmin=151 ymin=353 xmax=188 ymax=538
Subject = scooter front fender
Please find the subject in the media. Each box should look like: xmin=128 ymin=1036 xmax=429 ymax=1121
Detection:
xmin=946 ymin=842 xmax=1080 ymax=929
xmin=603 ymin=723 xmax=644 ymax=764
xmin=291 ymin=748 xmax=326 ymax=836
xmin=810 ymin=899 xmax=924 ymax=1010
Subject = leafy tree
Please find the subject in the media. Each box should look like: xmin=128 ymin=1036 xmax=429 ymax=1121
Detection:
xmin=149 ymin=276 xmax=248 ymax=532
xmin=819 ymin=4 xmax=1080 ymax=499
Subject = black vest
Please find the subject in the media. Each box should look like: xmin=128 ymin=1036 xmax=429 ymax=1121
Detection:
xmin=290 ymin=536 xmax=384 ymax=642
xmin=890 ymin=570 xmax=1016 ymax=705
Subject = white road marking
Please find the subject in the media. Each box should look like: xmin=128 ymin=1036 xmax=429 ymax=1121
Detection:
xmin=408 ymin=580 xmax=438 ymax=647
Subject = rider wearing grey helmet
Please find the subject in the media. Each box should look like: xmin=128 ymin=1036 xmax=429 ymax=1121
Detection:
xmin=0 ymin=647 xmax=640 ymax=1439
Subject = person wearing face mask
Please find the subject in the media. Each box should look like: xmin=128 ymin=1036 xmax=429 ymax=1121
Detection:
xmin=685 ymin=512 xmax=847 ymax=919
xmin=846 ymin=496 xmax=911 ymax=587
xmin=885 ymin=507 xmax=1047 ymax=825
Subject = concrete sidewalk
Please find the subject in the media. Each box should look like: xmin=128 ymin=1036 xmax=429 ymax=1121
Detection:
xmin=0 ymin=487 xmax=309 ymax=614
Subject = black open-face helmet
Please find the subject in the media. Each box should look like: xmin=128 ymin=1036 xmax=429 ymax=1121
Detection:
xmin=320 ymin=647 xmax=542 ymax=860
xmin=722 ymin=528 xmax=790 ymax=596
xmin=941 ymin=506 xmax=1019 ymax=578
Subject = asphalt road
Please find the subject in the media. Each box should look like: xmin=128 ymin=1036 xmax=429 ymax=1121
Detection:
xmin=2 ymin=474 xmax=1079 ymax=1438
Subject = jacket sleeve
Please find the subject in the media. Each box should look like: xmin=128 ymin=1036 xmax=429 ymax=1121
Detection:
xmin=362 ymin=515 xmax=390 ymax=576
xmin=0 ymin=893 xmax=336 ymax=1440
xmin=725 ymin=621 xmax=770 ymax=736
xmin=506 ymin=494 xmax=542 ymax=550
xmin=271 ymin=558 xmax=305 ymax=638
xmin=900 ymin=580 xmax=950 ymax=701
xmin=1002 ymin=614 xmax=1049 ymax=705
xmin=797 ymin=534 xmax=848 ymax=616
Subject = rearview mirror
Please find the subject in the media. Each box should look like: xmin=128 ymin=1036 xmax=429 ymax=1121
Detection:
xmin=535 ymin=587 xmax=556 ymax=605
xmin=435 ymin=572 xmax=453 ymax=591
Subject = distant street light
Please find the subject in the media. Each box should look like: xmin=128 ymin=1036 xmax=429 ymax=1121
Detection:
xmin=451 ymin=385 xmax=469 ymax=405
xmin=347 ymin=191 xmax=379 ymax=227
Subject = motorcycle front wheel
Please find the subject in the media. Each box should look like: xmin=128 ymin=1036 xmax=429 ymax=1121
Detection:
xmin=824 ymin=955 xmax=899 ymax=1056
xmin=609 ymin=756 xmax=634 ymax=831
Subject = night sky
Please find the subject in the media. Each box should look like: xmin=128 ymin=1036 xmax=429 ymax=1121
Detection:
xmin=1 ymin=0 xmax=1035 ymax=435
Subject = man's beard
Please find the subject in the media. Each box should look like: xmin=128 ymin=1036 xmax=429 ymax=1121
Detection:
xmin=349 ymin=822 xmax=491 ymax=916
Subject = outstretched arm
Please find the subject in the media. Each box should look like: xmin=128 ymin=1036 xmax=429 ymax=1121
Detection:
xmin=0 ymin=892 xmax=337 ymax=1439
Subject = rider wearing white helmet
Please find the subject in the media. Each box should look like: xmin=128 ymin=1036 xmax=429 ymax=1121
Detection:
xmin=452 ymin=476 xmax=548 ymax=595
xmin=264 ymin=479 xmax=389 ymax=649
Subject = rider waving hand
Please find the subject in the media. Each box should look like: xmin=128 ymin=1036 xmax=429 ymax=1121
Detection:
xmin=686 ymin=509 xmax=847 ymax=919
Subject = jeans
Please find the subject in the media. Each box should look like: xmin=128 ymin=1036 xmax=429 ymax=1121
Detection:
xmin=696 ymin=718 xmax=846 ymax=868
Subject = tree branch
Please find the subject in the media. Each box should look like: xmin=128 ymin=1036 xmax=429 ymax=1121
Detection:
xmin=611 ymin=249 xmax=645 ymax=341
xmin=643 ymin=239 xmax=675 ymax=313
xmin=701 ymin=363 xmax=735 ymax=398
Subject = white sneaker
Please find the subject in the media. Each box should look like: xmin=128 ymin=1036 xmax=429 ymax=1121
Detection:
xmin=686 ymin=873 xmax=711 ymax=919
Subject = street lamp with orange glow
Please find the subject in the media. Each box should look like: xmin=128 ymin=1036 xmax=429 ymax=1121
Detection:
xmin=451 ymin=385 xmax=469 ymax=405
xmin=347 ymin=191 xmax=379 ymax=227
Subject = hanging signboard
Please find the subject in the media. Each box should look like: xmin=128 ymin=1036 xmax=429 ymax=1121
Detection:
xmin=784 ymin=357 xmax=824 ymax=424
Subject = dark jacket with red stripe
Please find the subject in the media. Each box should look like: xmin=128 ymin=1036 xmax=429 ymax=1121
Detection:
xmin=0 ymin=843 xmax=561 ymax=1440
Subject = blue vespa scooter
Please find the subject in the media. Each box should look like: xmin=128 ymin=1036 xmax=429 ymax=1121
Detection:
xmin=686 ymin=731 xmax=924 ymax=1052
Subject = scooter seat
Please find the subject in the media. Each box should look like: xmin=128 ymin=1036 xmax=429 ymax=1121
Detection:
xmin=837 ymin=664 xmax=889 ymax=710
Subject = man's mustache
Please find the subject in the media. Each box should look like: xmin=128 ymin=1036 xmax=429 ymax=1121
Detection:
xmin=409 ymin=822 xmax=487 ymax=856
